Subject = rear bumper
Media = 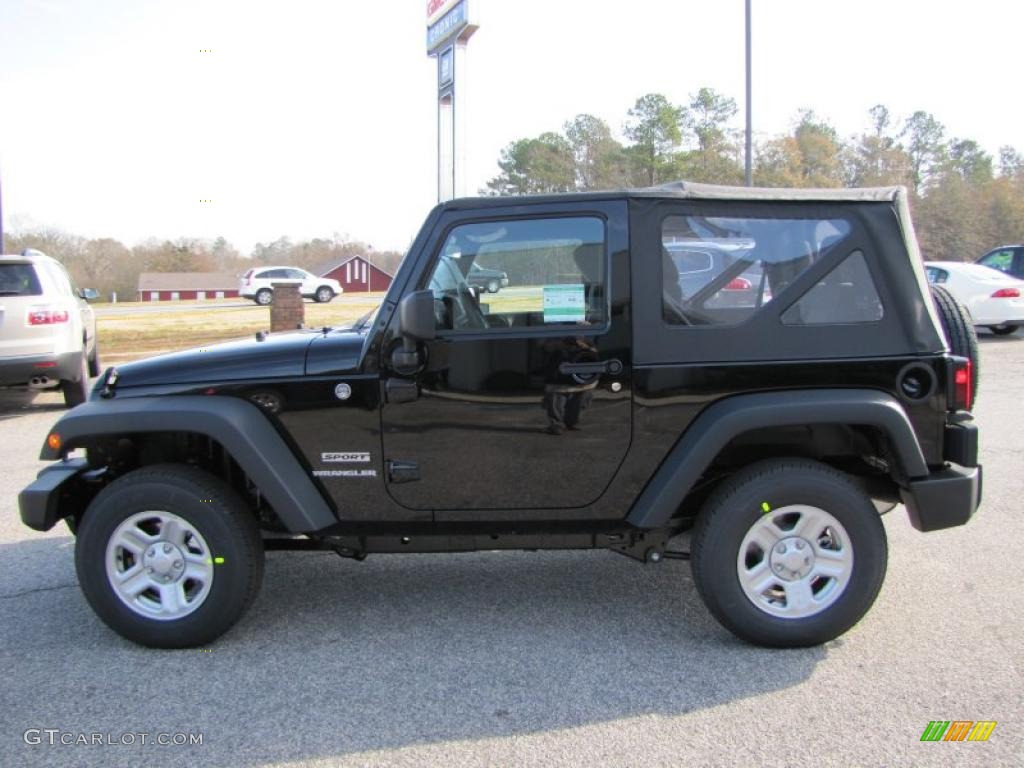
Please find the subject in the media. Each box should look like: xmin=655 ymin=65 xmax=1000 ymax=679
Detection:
xmin=0 ymin=351 xmax=81 ymax=387
xmin=19 ymin=458 xmax=89 ymax=531
xmin=901 ymin=463 xmax=982 ymax=532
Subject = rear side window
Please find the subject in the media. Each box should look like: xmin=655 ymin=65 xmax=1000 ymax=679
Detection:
xmin=979 ymin=249 xmax=1014 ymax=273
xmin=661 ymin=215 xmax=854 ymax=326
xmin=0 ymin=264 xmax=42 ymax=296
xmin=781 ymin=251 xmax=883 ymax=325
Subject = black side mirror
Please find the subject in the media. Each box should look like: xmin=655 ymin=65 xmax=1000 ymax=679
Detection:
xmin=398 ymin=290 xmax=436 ymax=343
xmin=392 ymin=290 xmax=435 ymax=371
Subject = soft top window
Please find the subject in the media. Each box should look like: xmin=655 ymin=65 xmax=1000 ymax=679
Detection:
xmin=662 ymin=215 xmax=852 ymax=326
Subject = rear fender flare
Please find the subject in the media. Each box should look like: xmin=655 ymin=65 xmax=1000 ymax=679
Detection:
xmin=626 ymin=389 xmax=928 ymax=529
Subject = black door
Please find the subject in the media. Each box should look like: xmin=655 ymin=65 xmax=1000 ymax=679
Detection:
xmin=380 ymin=204 xmax=632 ymax=521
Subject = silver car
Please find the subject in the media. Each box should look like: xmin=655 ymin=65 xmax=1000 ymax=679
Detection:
xmin=0 ymin=249 xmax=99 ymax=407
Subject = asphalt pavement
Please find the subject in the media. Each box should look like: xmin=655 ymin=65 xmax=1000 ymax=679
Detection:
xmin=0 ymin=333 xmax=1021 ymax=767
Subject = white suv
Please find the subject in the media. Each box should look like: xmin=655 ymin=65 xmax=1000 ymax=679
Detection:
xmin=239 ymin=267 xmax=342 ymax=305
xmin=0 ymin=250 xmax=99 ymax=407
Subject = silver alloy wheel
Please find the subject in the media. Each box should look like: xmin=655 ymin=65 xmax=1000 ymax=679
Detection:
xmin=736 ymin=504 xmax=854 ymax=619
xmin=316 ymin=287 xmax=332 ymax=302
xmin=105 ymin=511 xmax=215 ymax=621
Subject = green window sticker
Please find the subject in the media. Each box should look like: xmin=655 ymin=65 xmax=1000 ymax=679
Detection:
xmin=543 ymin=284 xmax=585 ymax=323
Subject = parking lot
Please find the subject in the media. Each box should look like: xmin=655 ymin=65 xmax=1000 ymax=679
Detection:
xmin=0 ymin=332 xmax=1021 ymax=768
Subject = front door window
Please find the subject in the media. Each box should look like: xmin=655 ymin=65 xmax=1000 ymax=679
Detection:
xmin=426 ymin=217 xmax=607 ymax=332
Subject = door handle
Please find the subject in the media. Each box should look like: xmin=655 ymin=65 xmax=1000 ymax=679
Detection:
xmin=558 ymin=358 xmax=623 ymax=377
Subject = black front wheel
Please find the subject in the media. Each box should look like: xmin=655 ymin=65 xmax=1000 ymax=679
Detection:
xmin=75 ymin=465 xmax=264 ymax=648
xmin=314 ymin=286 xmax=334 ymax=303
xmin=989 ymin=325 xmax=1018 ymax=336
xmin=691 ymin=458 xmax=887 ymax=648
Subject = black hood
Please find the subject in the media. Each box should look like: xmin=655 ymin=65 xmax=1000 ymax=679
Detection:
xmin=114 ymin=331 xmax=321 ymax=387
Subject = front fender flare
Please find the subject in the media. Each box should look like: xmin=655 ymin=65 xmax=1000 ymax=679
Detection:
xmin=41 ymin=396 xmax=337 ymax=533
xmin=626 ymin=389 xmax=928 ymax=529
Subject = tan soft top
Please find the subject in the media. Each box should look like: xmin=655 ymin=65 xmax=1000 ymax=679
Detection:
xmin=650 ymin=181 xmax=903 ymax=203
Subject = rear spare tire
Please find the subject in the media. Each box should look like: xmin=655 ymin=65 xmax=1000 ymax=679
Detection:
xmin=930 ymin=284 xmax=979 ymax=408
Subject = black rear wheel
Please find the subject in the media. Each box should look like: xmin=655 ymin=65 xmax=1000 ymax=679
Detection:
xmin=61 ymin=353 xmax=89 ymax=408
xmin=989 ymin=325 xmax=1017 ymax=336
xmin=87 ymin=345 xmax=101 ymax=377
xmin=255 ymin=288 xmax=273 ymax=306
xmin=691 ymin=458 xmax=887 ymax=648
xmin=930 ymin=284 xmax=979 ymax=408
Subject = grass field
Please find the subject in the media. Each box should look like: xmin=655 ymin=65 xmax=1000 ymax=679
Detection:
xmin=97 ymin=295 xmax=384 ymax=361
xmin=95 ymin=286 xmax=562 ymax=363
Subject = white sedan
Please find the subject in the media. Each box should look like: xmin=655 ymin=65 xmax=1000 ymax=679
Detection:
xmin=925 ymin=261 xmax=1024 ymax=335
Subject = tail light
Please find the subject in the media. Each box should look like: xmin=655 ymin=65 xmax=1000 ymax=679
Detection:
xmin=948 ymin=356 xmax=972 ymax=412
xmin=27 ymin=307 xmax=69 ymax=325
xmin=724 ymin=276 xmax=753 ymax=291
xmin=991 ymin=287 xmax=1020 ymax=298
xmin=243 ymin=269 xmax=253 ymax=286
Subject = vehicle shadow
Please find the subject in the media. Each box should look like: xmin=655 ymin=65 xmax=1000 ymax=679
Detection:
xmin=976 ymin=331 xmax=1021 ymax=343
xmin=0 ymin=389 xmax=66 ymax=420
xmin=0 ymin=537 xmax=827 ymax=767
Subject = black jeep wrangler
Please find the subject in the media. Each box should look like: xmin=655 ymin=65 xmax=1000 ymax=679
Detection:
xmin=19 ymin=182 xmax=981 ymax=649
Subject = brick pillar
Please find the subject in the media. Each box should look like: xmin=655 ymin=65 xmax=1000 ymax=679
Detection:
xmin=270 ymin=283 xmax=304 ymax=332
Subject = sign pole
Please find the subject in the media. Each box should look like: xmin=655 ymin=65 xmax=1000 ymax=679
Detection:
xmin=427 ymin=1 xmax=477 ymax=202
xmin=744 ymin=0 xmax=753 ymax=187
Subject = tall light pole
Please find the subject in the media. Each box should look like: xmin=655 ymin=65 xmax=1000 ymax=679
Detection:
xmin=744 ymin=0 xmax=753 ymax=186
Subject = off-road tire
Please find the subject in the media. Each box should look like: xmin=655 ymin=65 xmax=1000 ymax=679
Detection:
xmin=691 ymin=458 xmax=887 ymax=648
xmin=75 ymin=464 xmax=264 ymax=648
xmin=930 ymin=284 xmax=979 ymax=407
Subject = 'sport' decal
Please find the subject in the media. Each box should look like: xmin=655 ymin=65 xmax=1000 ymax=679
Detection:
xmin=321 ymin=452 xmax=370 ymax=463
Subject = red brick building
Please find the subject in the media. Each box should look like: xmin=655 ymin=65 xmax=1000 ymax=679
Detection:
xmin=319 ymin=255 xmax=393 ymax=293
xmin=137 ymin=272 xmax=240 ymax=301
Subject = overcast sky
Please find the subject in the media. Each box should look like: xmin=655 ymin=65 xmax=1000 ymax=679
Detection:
xmin=1 ymin=0 xmax=1020 ymax=254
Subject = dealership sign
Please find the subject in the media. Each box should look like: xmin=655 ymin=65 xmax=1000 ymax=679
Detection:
xmin=427 ymin=0 xmax=469 ymax=53
xmin=427 ymin=0 xmax=461 ymax=26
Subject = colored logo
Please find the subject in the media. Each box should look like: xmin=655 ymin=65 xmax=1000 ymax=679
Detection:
xmin=920 ymin=721 xmax=997 ymax=742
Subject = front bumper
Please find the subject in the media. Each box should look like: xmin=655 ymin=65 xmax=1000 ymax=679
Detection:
xmin=0 ymin=351 xmax=81 ymax=387
xmin=19 ymin=458 xmax=89 ymax=532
